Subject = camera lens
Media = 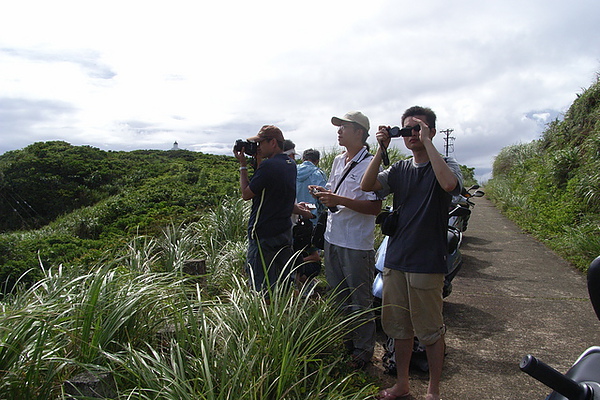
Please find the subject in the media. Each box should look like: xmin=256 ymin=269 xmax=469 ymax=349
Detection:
xmin=389 ymin=127 xmax=400 ymax=137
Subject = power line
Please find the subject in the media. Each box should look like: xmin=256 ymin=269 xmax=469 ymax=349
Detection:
xmin=441 ymin=129 xmax=455 ymax=157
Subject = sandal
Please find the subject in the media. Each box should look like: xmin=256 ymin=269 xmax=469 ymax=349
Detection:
xmin=377 ymin=389 xmax=410 ymax=399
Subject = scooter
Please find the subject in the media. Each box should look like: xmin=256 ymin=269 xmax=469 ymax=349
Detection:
xmin=450 ymin=184 xmax=485 ymax=232
xmin=520 ymin=255 xmax=600 ymax=399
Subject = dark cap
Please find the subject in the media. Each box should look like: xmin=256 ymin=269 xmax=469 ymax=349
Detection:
xmin=247 ymin=125 xmax=284 ymax=142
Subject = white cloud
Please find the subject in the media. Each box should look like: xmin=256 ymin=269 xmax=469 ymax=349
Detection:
xmin=0 ymin=0 xmax=598 ymax=183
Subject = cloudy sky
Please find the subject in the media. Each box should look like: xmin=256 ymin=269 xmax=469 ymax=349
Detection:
xmin=1 ymin=0 xmax=598 ymax=181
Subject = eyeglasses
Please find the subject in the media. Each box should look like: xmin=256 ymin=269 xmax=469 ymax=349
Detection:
xmin=339 ymin=122 xmax=356 ymax=131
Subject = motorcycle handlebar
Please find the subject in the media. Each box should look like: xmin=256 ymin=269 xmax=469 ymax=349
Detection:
xmin=520 ymin=354 xmax=592 ymax=400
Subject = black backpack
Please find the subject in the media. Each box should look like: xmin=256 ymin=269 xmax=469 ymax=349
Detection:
xmin=293 ymin=217 xmax=314 ymax=252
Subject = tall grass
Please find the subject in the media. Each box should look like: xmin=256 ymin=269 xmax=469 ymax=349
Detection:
xmin=0 ymin=194 xmax=376 ymax=399
xmin=106 ymin=277 xmax=372 ymax=399
xmin=0 ymin=264 xmax=185 ymax=399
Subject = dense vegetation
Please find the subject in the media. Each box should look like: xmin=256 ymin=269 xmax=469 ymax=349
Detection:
xmin=486 ymin=74 xmax=600 ymax=270
xmin=0 ymin=141 xmax=239 ymax=290
xmin=0 ymin=139 xmax=477 ymax=398
xmin=0 ymin=141 xmax=239 ymax=233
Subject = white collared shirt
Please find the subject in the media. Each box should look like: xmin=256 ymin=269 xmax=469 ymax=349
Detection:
xmin=324 ymin=147 xmax=379 ymax=251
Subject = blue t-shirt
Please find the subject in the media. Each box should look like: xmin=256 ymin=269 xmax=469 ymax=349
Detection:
xmin=377 ymin=157 xmax=462 ymax=273
xmin=248 ymin=153 xmax=297 ymax=239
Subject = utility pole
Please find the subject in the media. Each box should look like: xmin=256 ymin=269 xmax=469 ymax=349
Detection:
xmin=441 ymin=129 xmax=455 ymax=157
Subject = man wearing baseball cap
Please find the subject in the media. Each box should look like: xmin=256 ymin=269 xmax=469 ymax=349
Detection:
xmin=234 ymin=125 xmax=297 ymax=293
xmin=310 ymin=111 xmax=382 ymax=369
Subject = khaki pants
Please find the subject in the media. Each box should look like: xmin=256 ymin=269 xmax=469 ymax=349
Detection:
xmin=381 ymin=268 xmax=445 ymax=346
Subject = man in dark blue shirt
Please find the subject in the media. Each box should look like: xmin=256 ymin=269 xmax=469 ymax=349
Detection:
xmin=234 ymin=125 xmax=297 ymax=293
xmin=362 ymin=106 xmax=462 ymax=400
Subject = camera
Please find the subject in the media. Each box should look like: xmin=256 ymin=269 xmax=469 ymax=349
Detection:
xmin=388 ymin=125 xmax=421 ymax=138
xmin=310 ymin=187 xmax=338 ymax=213
xmin=233 ymin=139 xmax=258 ymax=156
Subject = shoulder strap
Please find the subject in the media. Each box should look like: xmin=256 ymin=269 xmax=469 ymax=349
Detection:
xmin=332 ymin=149 xmax=371 ymax=193
xmin=333 ymin=161 xmax=357 ymax=193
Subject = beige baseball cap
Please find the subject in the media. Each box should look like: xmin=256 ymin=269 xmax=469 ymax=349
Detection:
xmin=331 ymin=111 xmax=370 ymax=133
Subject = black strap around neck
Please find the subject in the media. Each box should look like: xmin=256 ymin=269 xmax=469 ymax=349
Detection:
xmin=333 ymin=148 xmax=371 ymax=194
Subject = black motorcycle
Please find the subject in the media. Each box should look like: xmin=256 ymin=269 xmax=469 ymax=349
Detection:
xmin=449 ymin=184 xmax=485 ymax=232
xmin=520 ymin=255 xmax=600 ymax=399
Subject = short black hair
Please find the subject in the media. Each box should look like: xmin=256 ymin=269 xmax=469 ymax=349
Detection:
xmin=283 ymin=139 xmax=296 ymax=152
xmin=402 ymin=106 xmax=436 ymax=129
xmin=302 ymin=149 xmax=320 ymax=162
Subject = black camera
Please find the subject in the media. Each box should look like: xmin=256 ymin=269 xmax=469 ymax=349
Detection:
xmin=388 ymin=125 xmax=421 ymax=138
xmin=233 ymin=139 xmax=258 ymax=156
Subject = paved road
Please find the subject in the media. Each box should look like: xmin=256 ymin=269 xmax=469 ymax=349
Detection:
xmin=371 ymin=195 xmax=600 ymax=399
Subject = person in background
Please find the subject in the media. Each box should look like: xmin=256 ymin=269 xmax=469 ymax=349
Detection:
xmin=311 ymin=110 xmax=382 ymax=370
xmin=361 ymin=106 xmax=463 ymax=400
xmin=290 ymin=213 xmax=322 ymax=296
xmin=283 ymin=139 xmax=298 ymax=160
xmin=281 ymin=139 xmax=323 ymax=294
xmin=296 ymin=148 xmax=328 ymax=224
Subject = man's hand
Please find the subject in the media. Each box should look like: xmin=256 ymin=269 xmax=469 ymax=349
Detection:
xmin=294 ymin=202 xmax=316 ymax=219
xmin=308 ymin=185 xmax=326 ymax=199
xmin=407 ymin=116 xmax=434 ymax=143
xmin=233 ymin=147 xmax=246 ymax=164
xmin=314 ymin=190 xmax=340 ymax=209
xmin=308 ymin=186 xmax=340 ymax=208
xmin=376 ymin=125 xmax=392 ymax=148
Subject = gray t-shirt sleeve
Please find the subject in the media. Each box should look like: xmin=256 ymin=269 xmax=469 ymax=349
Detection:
xmin=444 ymin=157 xmax=464 ymax=196
xmin=376 ymin=167 xmax=392 ymax=199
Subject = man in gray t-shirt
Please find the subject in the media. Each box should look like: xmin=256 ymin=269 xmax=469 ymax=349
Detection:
xmin=361 ymin=106 xmax=462 ymax=400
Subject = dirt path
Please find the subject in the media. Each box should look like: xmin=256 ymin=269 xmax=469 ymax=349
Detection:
xmin=366 ymin=195 xmax=600 ymax=399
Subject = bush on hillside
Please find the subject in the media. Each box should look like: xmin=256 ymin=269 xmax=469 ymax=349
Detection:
xmin=487 ymin=74 xmax=600 ymax=270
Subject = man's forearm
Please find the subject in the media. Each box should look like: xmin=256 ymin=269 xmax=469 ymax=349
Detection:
xmin=361 ymin=149 xmax=383 ymax=192
xmin=239 ymin=167 xmax=254 ymax=200
xmin=337 ymin=198 xmax=382 ymax=216
xmin=424 ymin=140 xmax=458 ymax=193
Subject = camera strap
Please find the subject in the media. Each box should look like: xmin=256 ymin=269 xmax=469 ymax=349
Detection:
xmin=332 ymin=147 xmax=371 ymax=194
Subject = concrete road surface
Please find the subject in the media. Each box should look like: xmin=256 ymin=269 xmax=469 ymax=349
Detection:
xmin=371 ymin=195 xmax=600 ymax=399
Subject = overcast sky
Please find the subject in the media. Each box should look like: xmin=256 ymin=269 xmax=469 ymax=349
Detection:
xmin=1 ymin=0 xmax=598 ymax=181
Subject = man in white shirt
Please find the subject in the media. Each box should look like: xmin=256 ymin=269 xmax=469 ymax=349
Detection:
xmin=310 ymin=110 xmax=382 ymax=369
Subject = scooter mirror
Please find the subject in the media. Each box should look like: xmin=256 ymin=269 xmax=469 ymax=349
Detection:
xmin=473 ymin=190 xmax=485 ymax=197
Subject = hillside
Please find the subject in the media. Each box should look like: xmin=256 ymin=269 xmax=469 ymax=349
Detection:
xmin=487 ymin=74 xmax=600 ymax=269
xmin=0 ymin=140 xmax=480 ymax=293
xmin=0 ymin=141 xmax=239 ymax=290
